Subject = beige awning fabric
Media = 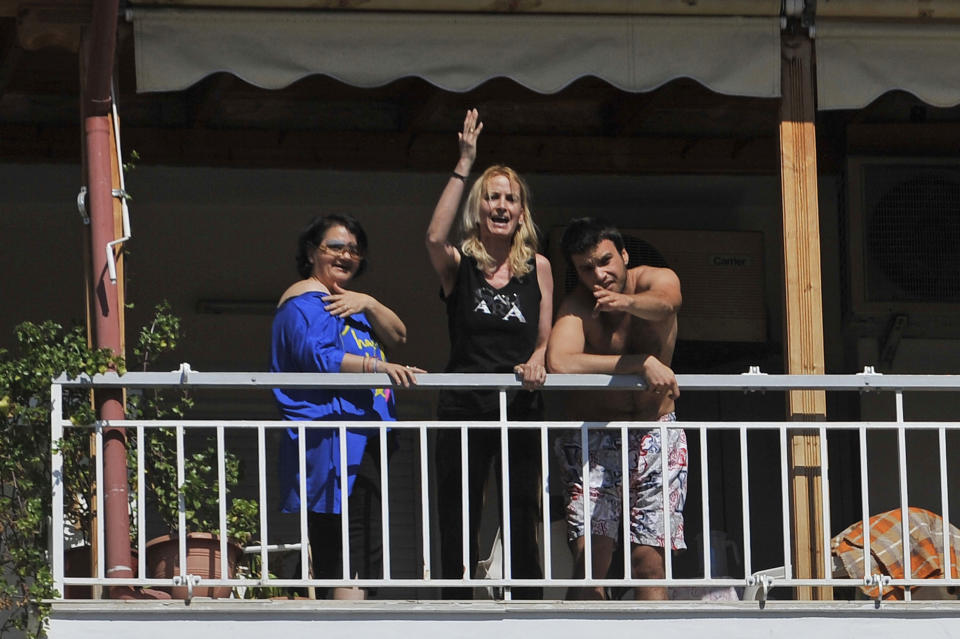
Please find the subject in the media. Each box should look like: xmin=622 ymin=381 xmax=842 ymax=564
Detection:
xmin=132 ymin=9 xmax=781 ymax=96
xmin=816 ymin=20 xmax=960 ymax=110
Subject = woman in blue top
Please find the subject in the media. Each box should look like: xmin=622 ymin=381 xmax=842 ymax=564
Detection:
xmin=272 ymin=214 xmax=423 ymax=600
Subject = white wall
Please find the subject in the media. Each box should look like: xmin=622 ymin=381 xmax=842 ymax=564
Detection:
xmin=46 ymin=600 xmax=960 ymax=639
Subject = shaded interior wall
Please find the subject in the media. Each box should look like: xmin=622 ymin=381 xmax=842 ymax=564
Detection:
xmin=2 ymin=164 xmax=809 ymax=377
xmin=114 ymin=167 xmax=796 ymax=382
xmin=857 ymin=338 xmax=960 ymax=529
xmin=0 ymin=164 xmax=89 ymax=336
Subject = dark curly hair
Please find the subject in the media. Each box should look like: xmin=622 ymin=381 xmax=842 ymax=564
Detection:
xmin=295 ymin=214 xmax=368 ymax=279
xmin=560 ymin=217 xmax=624 ymax=268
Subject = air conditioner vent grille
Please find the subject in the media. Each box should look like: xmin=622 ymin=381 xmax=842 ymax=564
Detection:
xmin=866 ymin=173 xmax=960 ymax=302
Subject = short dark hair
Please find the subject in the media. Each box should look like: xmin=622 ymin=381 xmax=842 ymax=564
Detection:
xmin=560 ymin=217 xmax=625 ymax=268
xmin=295 ymin=214 xmax=368 ymax=279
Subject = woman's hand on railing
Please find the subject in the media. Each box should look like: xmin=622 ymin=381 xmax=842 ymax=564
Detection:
xmin=513 ymin=362 xmax=547 ymax=391
xmin=381 ymin=362 xmax=426 ymax=388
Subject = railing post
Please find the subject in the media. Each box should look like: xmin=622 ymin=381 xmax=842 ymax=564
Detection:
xmin=779 ymin=30 xmax=831 ymax=600
xmin=418 ymin=424 xmax=432 ymax=580
xmin=51 ymin=382 xmax=65 ymax=598
xmin=499 ymin=389 xmax=512 ymax=600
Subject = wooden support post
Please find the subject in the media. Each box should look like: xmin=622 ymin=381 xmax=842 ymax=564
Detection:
xmin=107 ymin=110 xmax=126 ymax=351
xmin=779 ymin=33 xmax=830 ymax=601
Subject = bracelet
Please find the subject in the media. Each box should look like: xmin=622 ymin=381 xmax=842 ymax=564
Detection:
xmin=373 ymin=358 xmax=380 ymax=373
xmin=362 ymin=354 xmax=370 ymax=373
xmin=451 ymin=171 xmax=467 ymax=182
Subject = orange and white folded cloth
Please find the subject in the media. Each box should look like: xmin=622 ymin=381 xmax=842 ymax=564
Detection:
xmin=831 ymin=506 xmax=960 ymax=599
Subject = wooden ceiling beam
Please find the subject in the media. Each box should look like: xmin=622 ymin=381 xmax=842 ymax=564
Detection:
xmin=398 ymin=86 xmax=449 ymax=152
xmin=847 ymin=122 xmax=960 ymax=155
xmin=606 ymin=89 xmax=675 ymax=137
xmin=400 ymin=86 xmax=446 ymax=134
xmin=122 ymin=0 xmax=782 ymax=16
xmin=0 ymin=17 xmax=21 ymax=96
xmin=0 ymin=123 xmax=80 ymax=159
xmin=16 ymin=0 xmax=90 ymax=52
xmin=103 ymin=127 xmax=780 ymax=174
xmin=186 ymin=73 xmax=235 ymax=128
xmin=0 ymin=121 xmax=794 ymax=174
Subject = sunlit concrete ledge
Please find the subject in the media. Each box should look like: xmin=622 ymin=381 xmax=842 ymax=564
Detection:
xmin=48 ymin=599 xmax=960 ymax=639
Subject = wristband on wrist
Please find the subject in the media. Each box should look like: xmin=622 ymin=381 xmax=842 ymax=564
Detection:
xmin=451 ymin=171 xmax=467 ymax=182
xmin=373 ymin=358 xmax=379 ymax=373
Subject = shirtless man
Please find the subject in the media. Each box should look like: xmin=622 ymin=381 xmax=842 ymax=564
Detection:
xmin=547 ymin=217 xmax=688 ymax=601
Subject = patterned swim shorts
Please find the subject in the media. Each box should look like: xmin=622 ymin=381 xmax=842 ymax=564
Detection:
xmin=554 ymin=413 xmax=688 ymax=549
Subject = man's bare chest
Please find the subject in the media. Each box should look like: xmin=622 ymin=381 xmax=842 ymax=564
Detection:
xmin=584 ymin=314 xmax=663 ymax=355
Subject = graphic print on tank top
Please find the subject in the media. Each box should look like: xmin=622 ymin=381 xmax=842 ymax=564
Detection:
xmin=472 ymin=285 xmax=527 ymax=323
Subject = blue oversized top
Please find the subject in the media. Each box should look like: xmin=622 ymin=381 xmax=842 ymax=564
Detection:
xmin=271 ymin=291 xmax=395 ymax=514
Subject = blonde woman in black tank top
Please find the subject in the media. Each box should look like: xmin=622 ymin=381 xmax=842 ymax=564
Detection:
xmin=425 ymin=109 xmax=554 ymax=599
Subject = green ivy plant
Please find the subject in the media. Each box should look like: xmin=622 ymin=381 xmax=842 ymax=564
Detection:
xmin=0 ymin=321 xmax=121 ymax=638
xmin=128 ymin=302 xmax=258 ymax=546
xmin=0 ymin=301 xmax=258 ymax=637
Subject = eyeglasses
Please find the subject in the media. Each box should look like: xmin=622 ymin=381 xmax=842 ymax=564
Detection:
xmin=318 ymin=241 xmax=364 ymax=259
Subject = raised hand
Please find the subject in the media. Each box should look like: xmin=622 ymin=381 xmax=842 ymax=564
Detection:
xmin=458 ymin=108 xmax=483 ymax=164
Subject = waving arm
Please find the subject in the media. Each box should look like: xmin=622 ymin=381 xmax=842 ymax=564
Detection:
xmin=425 ymin=108 xmax=483 ymax=296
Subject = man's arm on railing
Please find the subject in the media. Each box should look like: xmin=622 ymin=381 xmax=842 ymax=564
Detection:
xmin=546 ymin=309 xmax=679 ymax=397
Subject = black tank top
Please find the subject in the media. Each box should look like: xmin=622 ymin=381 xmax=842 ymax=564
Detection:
xmin=438 ymin=250 xmax=541 ymax=417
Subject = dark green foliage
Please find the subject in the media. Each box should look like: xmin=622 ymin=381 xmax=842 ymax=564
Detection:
xmin=0 ymin=301 xmax=258 ymax=637
xmin=128 ymin=302 xmax=258 ymax=545
xmin=0 ymin=321 xmax=121 ymax=638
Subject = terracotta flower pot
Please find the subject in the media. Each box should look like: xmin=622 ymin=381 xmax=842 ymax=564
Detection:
xmin=145 ymin=532 xmax=243 ymax=599
xmin=63 ymin=545 xmax=139 ymax=599
xmin=63 ymin=545 xmax=94 ymax=599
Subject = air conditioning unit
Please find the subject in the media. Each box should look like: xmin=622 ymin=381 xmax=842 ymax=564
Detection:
xmin=847 ymin=158 xmax=960 ymax=316
xmin=548 ymin=227 xmax=767 ymax=342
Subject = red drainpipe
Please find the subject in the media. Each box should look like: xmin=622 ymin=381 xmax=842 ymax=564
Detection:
xmin=83 ymin=0 xmax=133 ymax=596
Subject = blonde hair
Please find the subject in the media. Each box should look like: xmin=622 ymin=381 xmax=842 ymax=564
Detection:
xmin=459 ymin=165 xmax=538 ymax=278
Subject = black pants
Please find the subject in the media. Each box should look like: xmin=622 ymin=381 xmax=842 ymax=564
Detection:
xmin=435 ymin=398 xmax=544 ymax=599
xmin=309 ymin=433 xmax=393 ymax=595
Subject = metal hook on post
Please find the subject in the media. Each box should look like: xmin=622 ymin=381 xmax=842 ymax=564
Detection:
xmin=857 ymin=365 xmax=881 ymax=393
xmin=746 ymin=573 xmax=776 ymax=606
xmin=740 ymin=365 xmax=768 ymax=394
xmin=76 ymin=186 xmax=90 ymax=224
xmin=864 ymin=573 xmax=891 ymax=607
xmin=172 ymin=574 xmax=202 ymax=602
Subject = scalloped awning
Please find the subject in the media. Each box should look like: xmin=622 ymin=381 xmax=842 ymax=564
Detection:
xmin=816 ymin=20 xmax=960 ymax=110
xmin=132 ymin=9 xmax=782 ymax=97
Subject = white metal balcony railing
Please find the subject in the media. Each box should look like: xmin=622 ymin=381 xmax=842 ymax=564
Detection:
xmin=50 ymin=367 xmax=960 ymax=604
